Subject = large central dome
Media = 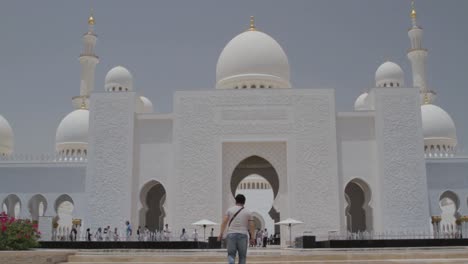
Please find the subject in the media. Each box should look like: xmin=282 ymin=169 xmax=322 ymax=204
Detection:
xmin=216 ymin=22 xmax=291 ymax=89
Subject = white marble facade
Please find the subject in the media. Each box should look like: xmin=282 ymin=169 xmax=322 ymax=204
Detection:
xmin=0 ymin=7 xmax=467 ymax=244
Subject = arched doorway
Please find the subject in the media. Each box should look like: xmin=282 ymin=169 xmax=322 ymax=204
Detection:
xmin=250 ymin=212 xmax=265 ymax=230
xmin=231 ymin=156 xmax=280 ymax=234
xmin=2 ymin=194 xmax=21 ymax=218
xmin=344 ymin=179 xmax=372 ymax=233
xmin=28 ymin=194 xmax=47 ymax=221
xmin=140 ymin=181 xmax=166 ymax=231
xmin=55 ymin=194 xmax=74 ymax=229
xmin=439 ymin=191 xmax=460 ymax=236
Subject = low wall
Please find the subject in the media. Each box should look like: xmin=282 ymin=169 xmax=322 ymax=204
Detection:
xmin=0 ymin=250 xmax=76 ymax=264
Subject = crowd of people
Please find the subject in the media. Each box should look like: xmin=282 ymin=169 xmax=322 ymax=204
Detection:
xmin=52 ymin=221 xmax=207 ymax=242
xmin=251 ymin=228 xmax=269 ymax=247
xmin=52 ymin=220 xmax=281 ymax=247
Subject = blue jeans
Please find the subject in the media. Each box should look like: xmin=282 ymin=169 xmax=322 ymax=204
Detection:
xmin=226 ymin=233 xmax=248 ymax=264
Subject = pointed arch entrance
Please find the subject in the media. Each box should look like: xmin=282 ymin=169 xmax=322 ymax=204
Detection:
xmin=54 ymin=194 xmax=74 ymax=229
xmin=140 ymin=180 xmax=166 ymax=231
xmin=344 ymin=179 xmax=373 ymax=233
xmin=230 ymin=155 xmax=280 ymax=234
xmin=439 ymin=190 xmax=460 ymax=235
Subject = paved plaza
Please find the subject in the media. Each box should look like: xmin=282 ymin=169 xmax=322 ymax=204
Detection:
xmin=52 ymin=247 xmax=468 ymax=264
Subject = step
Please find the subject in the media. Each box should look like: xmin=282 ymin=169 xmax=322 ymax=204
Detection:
xmin=59 ymin=259 xmax=468 ymax=264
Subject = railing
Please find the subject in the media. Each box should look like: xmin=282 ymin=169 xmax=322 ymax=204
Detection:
xmin=0 ymin=153 xmax=87 ymax=163
xmin=326 ymin=230 xmax=462 ymax=241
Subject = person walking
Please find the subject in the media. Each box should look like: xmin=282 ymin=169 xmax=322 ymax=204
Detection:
xmin=86 ymin=228 xmax=92 ymax=242
xmin=163 ymin=224 xmax=172 ymax=241
xmin=218 ymin=194 xmax=255 ymax=264
xmin=125 ymin=221 xmax=132 ymax=241
xmin=262 ymin=228 xmax=268 ymax=248
xmin=256 ymin=229 xmax=262 ymax=247
xmin=180 ymin=228 xmax=189 ymax=241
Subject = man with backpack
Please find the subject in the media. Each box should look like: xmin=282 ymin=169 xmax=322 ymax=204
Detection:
xmin=218 ymin=194 xmax=255 ymax=264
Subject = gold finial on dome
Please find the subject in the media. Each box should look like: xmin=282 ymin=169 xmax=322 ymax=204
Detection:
xmin=88 ymin=9 xmax=95 ymax=25
xmin=410 ymin=0 xmax=417 ymax=19
xmin=249 ymin=16 xmax=256 ymax=31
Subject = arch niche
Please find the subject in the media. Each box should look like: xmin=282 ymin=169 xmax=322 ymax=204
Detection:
xmin=2 ymin=194 xmax=21 ymax=218
xmin=344 ymin=179 xmax=373 ymax=233
xmin=28 ymin=194 xmax=47 ymax=221
xmin=230 ymin=155 xmax=280 ymax=233
xmin=139 ymin=180 xmax=167 ymax=231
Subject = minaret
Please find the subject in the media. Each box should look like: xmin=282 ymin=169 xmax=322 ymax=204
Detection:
xmin=73 ymin=11 xmax=99 ymax=109
xmin=407 ymin=1 xmax=434 ymax=104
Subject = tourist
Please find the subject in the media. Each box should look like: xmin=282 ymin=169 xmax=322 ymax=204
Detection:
xmin=104 ymin=226 xmax=110 ymax=241
xmin=95 ymin=227 xmax=103 ymax=241
xmin=114 ymin=227 xmax=120 ymax=241
xmin=163 ymin=224 xmax=171 ymax=241
xmin=137 ymin=226 xmax=142 ymax=241
xmin=262 ymin=228 xmax=268 ymax=247
xmin=192 ymin=229 xmax=199 ymax=242
xmin=180 ymin=228 xmax=189 ymax=241
xmin=125 ymin=221 xmax=132 ymax=241
xmin=144 ymin=226 xmax=150 ymax=241
xmin=70 ymin=225 xmax=78 ymax=241
xmin=210 ymin=228 xmax=214 ymax=237
xmin=86 ymin=228 xmax=92 ymax=242
xmin=256 ymin=229 xmax=262 ymax=247
xmin=218 ymin=194 xmax=255 ymax=264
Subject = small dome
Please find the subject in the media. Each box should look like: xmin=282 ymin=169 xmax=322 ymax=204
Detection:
xmin=354 ymin=92 xmax=369 ymax=111
xmin=105 ymin=66 xmax=133 ymax=92
xmin=216 ymin=30 xmax=290 ymax=89
xmin=375 ymin=61 xmax=404 ymax=88
xmin=421 ymin=104 xmax=457 ymax=152
xmin=0 ymin=115 xmax=13 ymax=156
xmin=55 ymin=109 xmax=89 ymax=153
xmin=136 ymin=96 xmax=154 ymax=113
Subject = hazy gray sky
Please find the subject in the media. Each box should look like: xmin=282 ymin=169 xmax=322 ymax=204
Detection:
xmin=0 ymin=0 xmax=467 ymax=154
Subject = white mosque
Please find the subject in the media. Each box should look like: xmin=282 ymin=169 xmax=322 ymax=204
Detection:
xmin=0 ymin=4 xmax=467 ymax=244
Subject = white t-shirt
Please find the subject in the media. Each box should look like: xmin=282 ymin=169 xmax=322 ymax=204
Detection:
xmin=225 ymin=205 xmax=252 ymax=236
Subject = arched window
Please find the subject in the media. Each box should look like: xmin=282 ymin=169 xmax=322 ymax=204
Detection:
xmin=260 ymin=85 xmax=265 ymax=88
xmin=242 ymin=85 xmax=247 ymax=89
xmin=390 ymin=82 xmax=394 ymax=87
xmin=383 ymin=83 xmax=387 ymax=87
xmin=119 ymin=87 xmax=122 ymax=91
xmin=251 ymin=85 xmax=256 ymax=89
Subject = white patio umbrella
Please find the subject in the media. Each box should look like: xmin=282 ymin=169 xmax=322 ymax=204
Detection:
xmin=192 ymin=219 xmax=218 ymax=242
xmin=275 ymin=218 xmax=304 ymax=247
